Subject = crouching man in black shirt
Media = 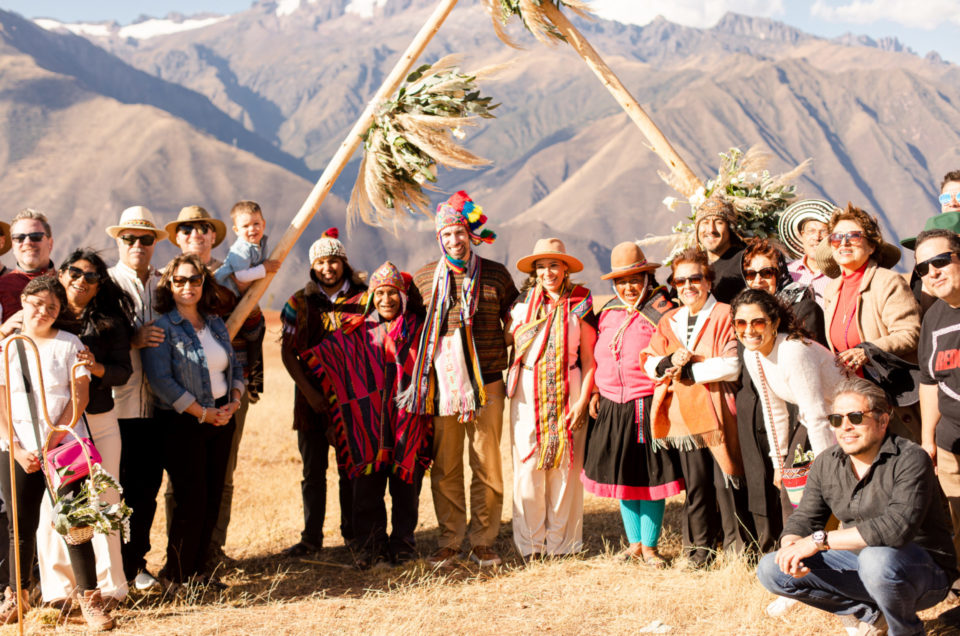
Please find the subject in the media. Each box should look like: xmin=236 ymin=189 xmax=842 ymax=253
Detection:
xmin=758 ymin=376 xmax=957 ymax=636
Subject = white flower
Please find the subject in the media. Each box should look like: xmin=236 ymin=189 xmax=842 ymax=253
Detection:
xmin=413 ymin=172 xmax=426 ymax=184
xmin=662 ymin=196 xmax=679 ymax=211
xmin=452 ymin=127 xmax=466 ymax=140
xmin=688 ymin=191 xmax=705 ymax=208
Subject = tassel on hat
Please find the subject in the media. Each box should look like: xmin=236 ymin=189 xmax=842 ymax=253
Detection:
xmin=434 ymin=191 xmax=496 ymax=245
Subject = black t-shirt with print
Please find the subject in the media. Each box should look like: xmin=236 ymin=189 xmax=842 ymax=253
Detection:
xmin=919 ymin=300 xmax=960 ymax=453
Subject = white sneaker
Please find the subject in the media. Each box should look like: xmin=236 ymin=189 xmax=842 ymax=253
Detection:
xmin=133 ymin=570 xmax=161 ymax=592
xmin=765 ymin=595 xmax=799 ymax=618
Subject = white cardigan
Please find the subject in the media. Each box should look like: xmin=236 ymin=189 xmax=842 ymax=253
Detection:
xmin=742 ymin=333 xmax=841 ymax=460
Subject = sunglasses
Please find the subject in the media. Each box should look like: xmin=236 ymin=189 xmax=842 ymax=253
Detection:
xmin=733 ymin=317 xmax=769 ymax=334
xmin=171 ymin=274 xmax=205 ymax=288
xmin=829 ymin=231 xmax=865 ymax=248
xmin=826 ymin=410 xmax=879 ymax=428
xmin=12 ymin=232 xmax=47 ymax=244
xmin=744 ymin=267 xmax=778 ymax=281
xmin=674 ymin=274 xmax=705 ymax=287
xmin=940 ymin=193 xmax=960 ymax=206
xmin=66 ymin=266 xmax=101 ymax=284
xmin=177 ymin=223 xmax=212 ymax=235
xmin=915 ymin=251 xmax=957 ymax=277
xmin=119 ymin=234 xmax=156 ymax=246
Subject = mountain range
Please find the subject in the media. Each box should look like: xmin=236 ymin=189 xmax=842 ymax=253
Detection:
xmin=5 ymin=0 xmax=960 ymax=303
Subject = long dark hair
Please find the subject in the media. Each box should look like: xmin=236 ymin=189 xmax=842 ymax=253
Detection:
xmin=58 ymin=248 xmax=135 ymax=335
xmin=154 ymin=253 xmax=224 ymax=317
xmin=729 ymin=288 xmax=812 ymax=342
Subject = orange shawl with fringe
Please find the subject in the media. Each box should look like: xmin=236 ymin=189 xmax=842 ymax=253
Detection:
xmin=641 ymin=301 xmax=743 ymax=478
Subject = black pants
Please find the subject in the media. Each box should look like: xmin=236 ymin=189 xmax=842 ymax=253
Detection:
xmin=0 ymin=451 xmax=96 ymax=591
xmin=678 ymin=447 xmax=747 ymax=564
xmin=118 ymin=417 xmax=165 ymax=580
xmin=352 ymin=466 xmax=423 ymax=557
xmin=297 ymin=426 xmax=353 ymax=547
xmin=160 ymin=407 xmax=235 ymax=582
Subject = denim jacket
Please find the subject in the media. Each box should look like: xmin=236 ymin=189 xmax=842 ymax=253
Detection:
xmin=214 ymin=236 xmax=267 ymax=296
xmin=142 ymin=309 xmax=245 ymax=412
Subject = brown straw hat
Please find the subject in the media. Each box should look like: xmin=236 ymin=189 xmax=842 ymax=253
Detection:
xmin=164 ymin=205 xmax=227 ymax=248
xmin=106 ymin=205 xmax=168 ymax=241
xmin=813 ymin=234 xmax=901 ymax=279
xmin=601 ymin=242 xmax=660 ymax=280
xmin=516 ymin=238 xmax=583 ymax=274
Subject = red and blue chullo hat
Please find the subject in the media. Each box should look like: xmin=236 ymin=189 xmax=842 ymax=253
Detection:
xmin=434 ymin=191 xmax=496 ymax=246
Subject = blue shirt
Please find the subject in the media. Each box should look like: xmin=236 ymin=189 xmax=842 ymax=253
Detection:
xmin=215 ymin=236 xmax=267 ymax=296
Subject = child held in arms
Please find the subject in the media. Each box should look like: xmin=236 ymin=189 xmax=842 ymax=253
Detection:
xmin=215 ymin=200 xmax=280 ymax=402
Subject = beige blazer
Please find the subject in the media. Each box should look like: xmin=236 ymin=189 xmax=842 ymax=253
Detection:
xmin=823 ymin=260 xmax=921 ymax=362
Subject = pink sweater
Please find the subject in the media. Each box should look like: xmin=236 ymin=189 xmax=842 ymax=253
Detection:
xmin=594 ymin=307 xmax=657 ymax=403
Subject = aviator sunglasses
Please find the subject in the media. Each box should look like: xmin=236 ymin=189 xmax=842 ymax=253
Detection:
xmin=829 ymin=231 xmax=866 ymax=248
xmin=826 ymin=410 xmax=880 ymax=428
xmin=119 ymin=234 xmax=156 ymax=246
xmin=940 ymin=193 xmax=960 ymax=206
xmin=915 ymin=251 xmax=957 ymax=277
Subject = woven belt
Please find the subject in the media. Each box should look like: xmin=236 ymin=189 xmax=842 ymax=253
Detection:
xmin=522 ymin=362 xmax=578 ymax=371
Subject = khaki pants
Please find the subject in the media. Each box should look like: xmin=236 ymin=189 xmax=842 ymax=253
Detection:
xmin=936 ymin=446 xmax=960 ymax=568
xmin=431 ymin=380 xmax=505 ymax=550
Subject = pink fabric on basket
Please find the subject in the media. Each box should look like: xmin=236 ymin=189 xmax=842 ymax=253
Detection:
xmin=45 ymin=437 xmax=101 ymax=490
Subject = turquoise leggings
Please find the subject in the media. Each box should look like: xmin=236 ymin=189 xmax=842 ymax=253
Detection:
xmin=619 ymin=499 xmax=665 ymax=547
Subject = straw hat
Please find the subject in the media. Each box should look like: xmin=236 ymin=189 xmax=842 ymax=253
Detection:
xmin=105 ymin=206 xmax=168 ymax=241
xmin=777 ymin=199 xmax=836 ymax=259
xmin=516 ymin=238 xmax=583 ymax=274
xmin=900 ymin=211 xmax=960 ymax=250
xmin=164 ymin=205 xmax=227 ymax=247
xmin=813 ymin=234 xmax=902 ymax=278
xmin=0 ymin=221 xmax=11 ymax=256
xmin=601 ymin=242 xmax=660 ymax=280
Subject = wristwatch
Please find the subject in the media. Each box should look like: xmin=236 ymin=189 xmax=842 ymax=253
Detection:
xmin=812 ymin=530 xmax=829 ymax=551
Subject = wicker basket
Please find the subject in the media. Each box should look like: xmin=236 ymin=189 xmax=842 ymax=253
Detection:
xmin=64 ymin=525 xmax=94 ymax=546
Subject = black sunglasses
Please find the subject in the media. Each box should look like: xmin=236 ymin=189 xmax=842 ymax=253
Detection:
xmin=171 ymin=274 xmax=205 ymax=288
xmin=11 ymin=232 xmax=47 ymax=244
xmin=66 ymin=266 xmax=101 ymax=284
xmin=826 ymin=410 xmax=879 ymax=428
xmin=744 ymin=267 xmax=778 ymax=280
xmin=915 ymin=251 xmax=957 ymax=277
xmin=674 ymin=274 xmax=705 ymax=287
xmin=119 ymin=234 xmax=156 ymax=246
xmin=177 ymin=223 xmax=212 ymax=235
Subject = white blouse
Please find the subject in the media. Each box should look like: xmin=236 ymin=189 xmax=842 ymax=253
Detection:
xmin=197 ymin=325 xmax=229 ymax=400
xmin=742 ymin=334 xmax=842 ymax=460
xmin=0 ymin=331 xmax=91 ymax=452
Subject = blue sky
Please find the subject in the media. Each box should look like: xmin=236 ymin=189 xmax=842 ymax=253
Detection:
xmin=4 ymin=0 xmax=960 ymax=62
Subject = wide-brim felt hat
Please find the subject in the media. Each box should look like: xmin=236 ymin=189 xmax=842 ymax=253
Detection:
xmin=601 ymin=241 xmax=660 ymax=280
xmin=0 ymin=221 xmax=11 ymax=256
xmin=777 ymin=199 xmax=837 ymax=259
xmin=516 ymin=237 xmax=583 ymax=274
xmin=814 ymin=234 xmax=901 ymax=279
xmin=106 ymin=205 xmax=168 ymax=241
xmin=900 ymin=211 xmax=960 ymax=250
xmin=164 ymin=205 xmax=227 ymax=248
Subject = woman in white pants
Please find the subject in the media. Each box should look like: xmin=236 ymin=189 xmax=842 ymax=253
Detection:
xmin=506 ymin=239 xmax=596 ymax=558
xmin=37 ymin=249 xmax=135 ymax=607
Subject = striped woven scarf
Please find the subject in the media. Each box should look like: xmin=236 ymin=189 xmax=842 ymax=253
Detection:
xmin=398 ymin=252 xmax=486 ymax=421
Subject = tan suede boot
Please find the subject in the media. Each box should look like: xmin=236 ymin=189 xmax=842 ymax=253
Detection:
xmin=78 ymin=589 xmax=115 ymax=631
xmin=0 ymin=586 xmax=30 ymax=624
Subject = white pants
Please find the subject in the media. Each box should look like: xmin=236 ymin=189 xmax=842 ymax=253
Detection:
xmin=37 ymin=410 xmax=128 ymax=602
xmin=510 ymin=367 xmax=585 ymax=557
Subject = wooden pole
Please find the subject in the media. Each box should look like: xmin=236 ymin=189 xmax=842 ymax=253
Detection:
xmin=540 ymin=2 xmax=703 ymax=198
xmin=226 ymin=0 xmax=461 ymax=338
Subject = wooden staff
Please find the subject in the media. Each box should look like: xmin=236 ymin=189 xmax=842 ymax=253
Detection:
xmin=226 ymin=0 xmax=461 ymax=338
xmin=539 ymin=2 xmax=703 ymax=198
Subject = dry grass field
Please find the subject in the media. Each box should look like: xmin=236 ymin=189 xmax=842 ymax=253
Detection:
xmin=3 ymin=311 xmax=959 ymax=634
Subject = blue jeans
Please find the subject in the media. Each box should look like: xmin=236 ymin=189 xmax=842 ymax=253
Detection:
xmin=757 ymin=544 xmax=951 ymax=636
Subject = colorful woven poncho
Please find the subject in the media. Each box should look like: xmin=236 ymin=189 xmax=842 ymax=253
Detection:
xmin=303 ymin=309 xmax=432 ymax=482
